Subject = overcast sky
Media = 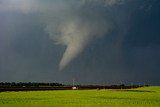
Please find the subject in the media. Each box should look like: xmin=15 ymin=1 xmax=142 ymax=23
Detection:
xmin=0 ymin=0 xmax=160 ymax=85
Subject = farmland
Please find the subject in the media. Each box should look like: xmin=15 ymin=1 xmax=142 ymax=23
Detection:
xmin=0 ymin=86 xmax=160 ymax=107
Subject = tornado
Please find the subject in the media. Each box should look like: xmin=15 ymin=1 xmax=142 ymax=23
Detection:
xmin=55 ymin=16 xmax=112 ymax=70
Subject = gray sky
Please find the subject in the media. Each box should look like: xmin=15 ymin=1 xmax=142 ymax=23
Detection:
xmin=0 ymin=0 xmax=160 ymax=85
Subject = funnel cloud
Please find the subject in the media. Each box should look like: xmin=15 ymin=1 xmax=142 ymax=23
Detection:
xmin=47 ymin=15 xmax=112 ymax=70
xmin=44 ymin=1 xmax=115 ymax=70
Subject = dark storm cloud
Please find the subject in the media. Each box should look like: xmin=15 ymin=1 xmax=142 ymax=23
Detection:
xmin=0 ymin=0 xmax=160 ymax=85
xmin=0 ymin=12 xmax=62 ymax=81
xmin=0 ymin=0 xmax=120 ymax=70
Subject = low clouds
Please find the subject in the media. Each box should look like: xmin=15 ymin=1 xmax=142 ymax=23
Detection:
xmin=0 ymin=0 xmax=160 ymax=85
xmin=82 ymin=0 xmax=125 ymax=6
xmin=0 ymin=0 xmax=120 ymax=70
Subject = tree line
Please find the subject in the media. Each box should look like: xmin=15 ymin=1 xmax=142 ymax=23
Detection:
xmin=0 ymin=82 xmax=63 ymax=87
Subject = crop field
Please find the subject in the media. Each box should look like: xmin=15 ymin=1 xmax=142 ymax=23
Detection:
xmin=0 ymin=86 xmax=160 ymax=107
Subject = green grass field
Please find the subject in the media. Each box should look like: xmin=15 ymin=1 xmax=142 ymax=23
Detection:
xmin=0 ymin=86 xmax=160 ymax=107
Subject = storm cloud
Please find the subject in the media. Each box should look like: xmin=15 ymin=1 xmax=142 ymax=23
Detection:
xmin=0 ymin=0 xmax=120 ymax=70
xmin=0 ymin=0 xmax=160 ymax=85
